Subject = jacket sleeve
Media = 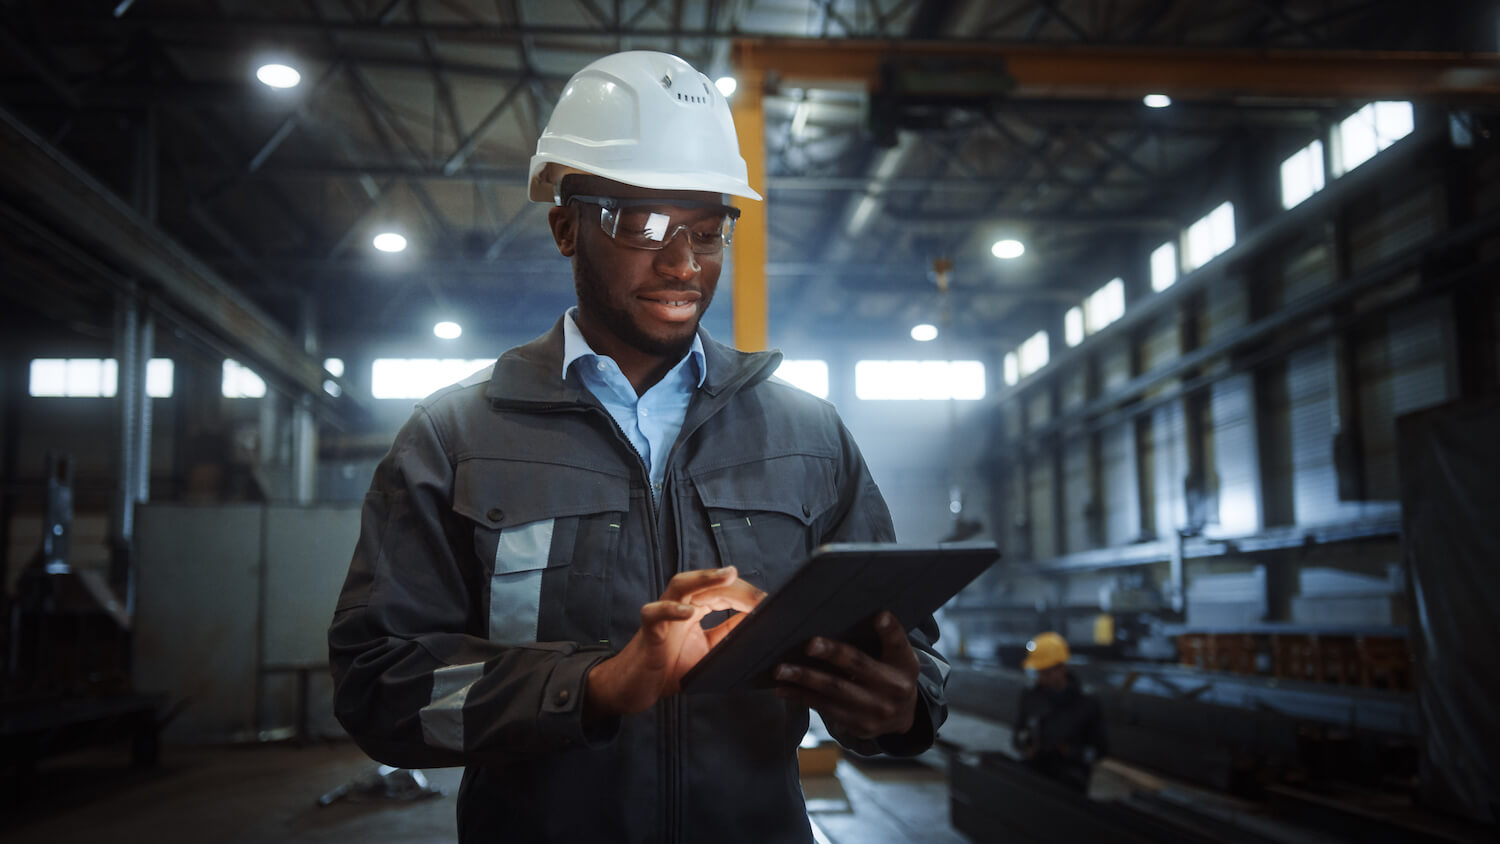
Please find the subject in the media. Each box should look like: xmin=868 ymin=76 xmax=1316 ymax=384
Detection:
xmin=328 ymin=407 xmax=616 ymax=769
xmin=817 ymin=420 xmax=951 ymax=758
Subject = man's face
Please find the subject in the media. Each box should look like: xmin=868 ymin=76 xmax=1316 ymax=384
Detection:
xmin=549 ymin=177 xmax=729 ymax=361
xmin=1037 ymin=663 xmax=1069 ymax=692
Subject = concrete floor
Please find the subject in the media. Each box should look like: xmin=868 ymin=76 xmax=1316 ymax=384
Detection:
xmin=0 ymin=739 xmax=970 ymax=844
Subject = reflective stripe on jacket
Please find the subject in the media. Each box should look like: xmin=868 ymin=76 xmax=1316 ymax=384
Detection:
xmin=328 ymin=317 xmax=950 ymax=843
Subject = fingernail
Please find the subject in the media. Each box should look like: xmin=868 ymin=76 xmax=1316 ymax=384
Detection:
xmin=880 ymin=614 xmax=897 ymax=630
xmin=775 ymin=665 xmax=792 ymax=681
xmin=678 ymin=603 xmax=693 ymax=613
xmin=808 ymin=639 xmax=828 ymax=656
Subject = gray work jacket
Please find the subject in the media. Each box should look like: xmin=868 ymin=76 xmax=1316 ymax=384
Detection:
xmin=328 ymin=318 xmax=950 ymax=843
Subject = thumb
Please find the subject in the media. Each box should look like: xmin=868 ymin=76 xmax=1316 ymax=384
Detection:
xmin=876 ymin=611 xmax=920 ymax=672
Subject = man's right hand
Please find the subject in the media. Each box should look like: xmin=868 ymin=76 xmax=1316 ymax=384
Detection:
xmin=584 ymin=566 xmax=764 ymax=720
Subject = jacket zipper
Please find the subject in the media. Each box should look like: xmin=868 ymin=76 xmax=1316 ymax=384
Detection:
xmin=587 ymin=405 xmax=678 ymax=842
xmin=518 ymin=386 xmax=776 ymax=844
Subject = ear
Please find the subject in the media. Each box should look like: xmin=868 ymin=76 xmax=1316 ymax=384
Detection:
xmin=547 ymin=205 xmax=578 ymax=257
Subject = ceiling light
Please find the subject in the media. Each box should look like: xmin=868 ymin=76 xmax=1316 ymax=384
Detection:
xmin=911 ymin=323 xmax=939 ymax=342
xmin=433 ymin=321 xmax=462 ymax=340
xmin=1143 ymin=93 xmax=1172 ymax=108
xmin=991 ymin=239 xmax=1025 ymax=259
xmin=256 ymin=63 xmax=302 ymax=89
xmin=714 ymin=76 xmax=737 ymax=97
xmin=373 ymin=232 xmax=407 ymax=253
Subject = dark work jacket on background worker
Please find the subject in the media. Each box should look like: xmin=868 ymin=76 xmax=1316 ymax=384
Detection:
xmin=328 ymin=317 xmax=951 ymax=844
xmin=1013 ymin=672 xmax=1108 ymax=792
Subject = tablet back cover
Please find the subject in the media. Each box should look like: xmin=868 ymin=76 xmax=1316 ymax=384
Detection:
xmin=680 ymin=542 xmax=997 ymax=694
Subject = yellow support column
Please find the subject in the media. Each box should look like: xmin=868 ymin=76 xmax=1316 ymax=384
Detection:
xmin=729 ymin=46 xmax=768 ymax=352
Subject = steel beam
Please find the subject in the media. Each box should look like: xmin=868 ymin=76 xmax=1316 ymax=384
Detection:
xmin=733 ymin=39 xmax=1500 ymax=99
xmin=729 ymin=51 xmax=769 ymax=352
xmin=0 ymin=105 xmax=328 ymax=399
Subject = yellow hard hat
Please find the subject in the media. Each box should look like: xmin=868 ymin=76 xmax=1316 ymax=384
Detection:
xmin=1022 ymin=632 xmax=1070 ymax=670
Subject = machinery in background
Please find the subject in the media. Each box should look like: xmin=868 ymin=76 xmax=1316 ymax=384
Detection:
xmin=1 ymin=452 xmax=162 ymax=791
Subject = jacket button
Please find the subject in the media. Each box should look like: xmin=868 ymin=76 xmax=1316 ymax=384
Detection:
xmin=556 ymin=689 xmax=570 ymax=704
xmin=486 ymin=508 xmax=504 ymax=523
xmin=801 ymin=504 xmax=812 ymax=518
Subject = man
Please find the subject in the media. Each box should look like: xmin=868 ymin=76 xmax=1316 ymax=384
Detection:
xmin=328 ymin=51 xmax=950 ymax=843
xmin=1013 ymin=631 xmax=1108 ymax=793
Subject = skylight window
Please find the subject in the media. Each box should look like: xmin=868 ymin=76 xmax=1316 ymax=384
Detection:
xmin=1003 ymin=352 xmax=1020 ymax=386
xmin=1083 ymin=278 xmax=1125 ymax=335
xmin=1064 ymin=307 xmax=1085 ymax=348
xmin=371 ymin=358 xmax=493 ymax=399
xmin=854 ymin=361 xmax=985 ymax=401
xmin=1184 ymin=202 xmax=1235 ymax=272
xmin=774 ymin=359 xmax=829 ymax=399
xmin=1333 ymin=102 xmax=1414 ymax=176
xmin=29 ymin=358 xmax=174 ymax=398
xmin=1150 ymin=241 xmax=1178 ymax=292
xmin=1017 ymin=330 xmax=1049 ymax=379
xmin=1280 ymin=139 xmax=1326 ymax=209
xmin=223 ymin=359 xmax=267 ymax=399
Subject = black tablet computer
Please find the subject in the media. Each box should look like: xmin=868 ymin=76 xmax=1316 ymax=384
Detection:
xmin=679 ymin=542 xmax=999 ymax=694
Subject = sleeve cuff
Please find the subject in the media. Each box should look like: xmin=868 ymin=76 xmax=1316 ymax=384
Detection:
xmin=536 ymin=651 xmax=618 ymax=750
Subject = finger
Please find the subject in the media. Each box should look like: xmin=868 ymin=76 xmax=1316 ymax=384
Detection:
xmin=661 ymin=566 xmax=737 ymax=602
xmin=683 ymin=580 xmax=766 ymax=613
xmin=639 ymin=600 xmax=696 ymax=643
xmin=774 ymin=662 xmax=871 ymax=706
xmin=803 ymin=637 xmax=879 ymax=682
xmin=701 ymin=610 xmax=753 ymax=648
xmin=875 ymin=612 xmax=921 ymax=674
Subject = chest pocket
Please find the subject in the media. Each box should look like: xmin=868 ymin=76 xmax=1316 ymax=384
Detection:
xmin=453 ymin=459 xmax=629 ymax=645
xmin=690 ymin=453 xmax=838 ymax=595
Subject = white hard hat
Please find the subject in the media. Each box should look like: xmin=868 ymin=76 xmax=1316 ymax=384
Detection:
xmin=528 ymin=51 xmax=762 ymax=203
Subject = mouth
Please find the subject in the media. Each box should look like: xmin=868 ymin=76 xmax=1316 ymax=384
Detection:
xmin=638 ymin=291 xmax=702 ymax=322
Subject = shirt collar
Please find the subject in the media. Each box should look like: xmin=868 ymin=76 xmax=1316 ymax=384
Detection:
xmin=561 ymin=307 xmax=706 ymax=389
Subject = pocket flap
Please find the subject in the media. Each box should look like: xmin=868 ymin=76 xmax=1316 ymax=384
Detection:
xmin=691 ymin=454 xmax=837 ymax=526
xmin=453 ymin=458 xmax=630 ymax=529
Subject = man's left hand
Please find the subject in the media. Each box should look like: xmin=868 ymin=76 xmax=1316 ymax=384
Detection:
xmin=773 ymin=611 xmax=919 ymax=740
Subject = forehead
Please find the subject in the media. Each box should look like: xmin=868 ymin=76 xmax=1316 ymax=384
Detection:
xmin=565 ymin=175 xmax=725 ymax=207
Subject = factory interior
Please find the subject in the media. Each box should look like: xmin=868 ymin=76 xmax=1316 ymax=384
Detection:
xmin=2 ymin=1 xmax=1499 ymax=842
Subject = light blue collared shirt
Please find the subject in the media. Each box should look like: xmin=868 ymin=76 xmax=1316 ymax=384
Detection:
xmin=562 ymin=308 xmax=706 ymax=500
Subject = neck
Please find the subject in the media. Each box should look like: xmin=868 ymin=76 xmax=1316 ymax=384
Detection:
xmin=575 ymin=315 xmax=685 ymax=396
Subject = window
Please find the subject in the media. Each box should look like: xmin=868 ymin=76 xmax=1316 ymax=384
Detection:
xmin=222 ymin=359 xmax=267 ymax=398
xmin=1184 ymin=201 xmax=1235 ymax=271
xmin=1333 ymin=101 xmax=1414 ymax=176
xmin=1003 ymin=352 xmax=1020 ymax=386
xmin=1280 ymin=139 xmax=1325 ymax=208
xmin=1017 ymin=330 xmax=1049 ymax=379
xmin=854 ymin=361 xmax=985 ymax=401
xmin=1150 ymin=242 xmax=1178 ymax=292
xmin=1083 ymin=278 xmax=1125 ymax=335
xmin=773 ymin=359 xmax=829 ymax=399
xmin=1064 ymin=307 xmax=1085 ymax=348
xmin=29 ymin=358 xmax=174 ymax=398
xmin=371 ymin=358 xmax=493 ymax=399
xmin=323 ymin=358 xmax=345 ymax=397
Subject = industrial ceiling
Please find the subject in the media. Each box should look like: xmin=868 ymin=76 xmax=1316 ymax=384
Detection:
xmin=0 ymin=0 xmax=1496 ymax=388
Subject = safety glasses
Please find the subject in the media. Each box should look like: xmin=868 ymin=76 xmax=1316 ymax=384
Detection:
xmin=569 ymin=195 xmax=740 ymax=254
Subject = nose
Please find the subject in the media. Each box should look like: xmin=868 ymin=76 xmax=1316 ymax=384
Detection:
xmin=653 ymin=229 xmax=701 ymax=279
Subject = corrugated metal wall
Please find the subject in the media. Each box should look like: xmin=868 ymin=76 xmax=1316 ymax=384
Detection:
xmin=1062 ymin=432 xmax=1092 ymax=553
xmin=1358 ymin=300 xmax=1454 ymax=498
xmin=1101 ymin=422 xmax=1138 ymax=545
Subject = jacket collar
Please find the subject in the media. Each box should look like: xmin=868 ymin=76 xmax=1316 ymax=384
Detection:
xmin=484 ymin=314 xmax=783 ymax=406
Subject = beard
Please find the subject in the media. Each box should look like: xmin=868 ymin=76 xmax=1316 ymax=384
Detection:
xmin=572 ymin=249 xmax=714 ymax=359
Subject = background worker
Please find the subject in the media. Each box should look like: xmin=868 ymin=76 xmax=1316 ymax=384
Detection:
xmin=1013 ymin=631 xmax=1108 ymax=793
xmin=328 ymin=50 xmax=950 ymax=843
